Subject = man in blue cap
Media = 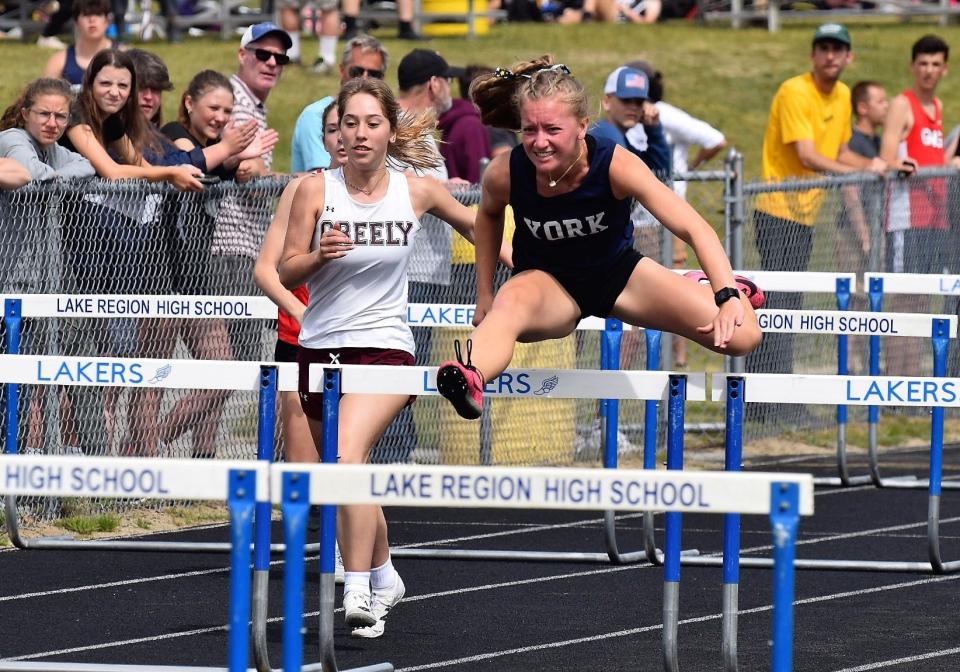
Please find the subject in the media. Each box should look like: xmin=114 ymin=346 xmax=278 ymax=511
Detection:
xmin=588 ymin=66 xmax=670 ymax=176
xmin=212 ymin=22 xmax=292 ymax=365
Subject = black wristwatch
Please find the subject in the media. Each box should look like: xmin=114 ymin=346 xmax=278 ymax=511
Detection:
xmin=714 ymin=287 xmax=740 ymax=307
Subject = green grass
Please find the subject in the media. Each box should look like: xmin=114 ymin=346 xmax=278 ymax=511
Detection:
xmin=2 ymin=20 xmax=959 ymax=175
xmin=165 ymin=504 xmax=230 ymax=526
xmin=57 ymin=513 xmax=121 ymax=535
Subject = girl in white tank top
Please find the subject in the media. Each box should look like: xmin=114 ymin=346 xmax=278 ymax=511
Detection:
xmin=277 ymin=77 xmax=492 ymax=638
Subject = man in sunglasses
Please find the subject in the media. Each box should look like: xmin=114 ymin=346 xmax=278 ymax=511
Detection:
xmin=233 ymin=21 xmax=291 ymax=178
xmin=210 ymin=21 xmax=291 ymax=367
xmin=291 ymin=33 xmax=389 ymax=173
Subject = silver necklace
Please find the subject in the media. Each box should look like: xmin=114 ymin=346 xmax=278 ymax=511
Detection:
xmin=344 ymin=168 xmax=386 ymax=195
xmin=547 ymin=142 xmax=585 ymax=188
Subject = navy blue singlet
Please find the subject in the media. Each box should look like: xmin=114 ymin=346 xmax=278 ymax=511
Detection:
xmin=62 ymin=46 xmax=86 ymax=88
xmin=508 ymin=134 xmax=633 ymax=280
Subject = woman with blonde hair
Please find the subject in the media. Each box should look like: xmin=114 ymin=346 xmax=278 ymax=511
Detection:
xmin=436 ymin=56 xmax=764 ymax=420
xmin=280 ymin=77 xmax=480 ymax=638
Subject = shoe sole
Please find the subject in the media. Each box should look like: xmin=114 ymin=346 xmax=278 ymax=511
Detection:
xmin=436 ymin=366 xmax=482 ymax=420
xmin=350 ymin=621 xmax=384 ymax=638
xmin=345 ymin=609 xmax=377 ymax=628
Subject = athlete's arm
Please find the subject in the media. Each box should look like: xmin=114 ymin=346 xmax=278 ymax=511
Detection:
xmin=254 ymin=175 xmax=310 ymax=323
xmin=280 ymin=173 xmax=351 ymax=288
xmin=411 ymin=175 xmax=476 ymax=242
xmin=473 ymin=154 xmax=511 ymax=320
xmin=880 ymin=95 xmax=914 ymax=172
xmin=610 ymin=145 xmax=748 ymax=337
xmin=611 ymin=146 xmax=736 ymax=287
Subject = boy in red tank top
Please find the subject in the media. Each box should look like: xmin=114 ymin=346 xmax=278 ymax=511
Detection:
xmin=881 ymin=34 xmax=950 ymax=265
xmin=880 ymin=34 xmax=951 ymax=375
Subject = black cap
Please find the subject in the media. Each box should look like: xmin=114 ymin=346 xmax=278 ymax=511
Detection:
xmin=397 ymin=49 xmax=465 ymax=90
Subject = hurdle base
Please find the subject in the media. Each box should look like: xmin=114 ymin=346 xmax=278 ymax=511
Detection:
xmin=391 ymin=548 xmax=700 ymax=563
xmin=811 ymin=475 xmax=874 ymax=487
xmin=0 ymin=664 xmax=394 ymax=672
xmin=681 ymin=555 xmax=960 ymax=573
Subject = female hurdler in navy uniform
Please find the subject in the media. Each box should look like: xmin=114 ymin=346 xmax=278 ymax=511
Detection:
xmin=436 ymin=56 xmax=764 ymax=419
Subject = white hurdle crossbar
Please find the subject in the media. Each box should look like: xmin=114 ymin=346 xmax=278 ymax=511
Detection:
xmin=273 ymin=462 xmax=813 ymax=672
xmin=711 ymin=373 xmax=960 ymax=574
xmin=0 ymin=455 xmax=267 ymax=672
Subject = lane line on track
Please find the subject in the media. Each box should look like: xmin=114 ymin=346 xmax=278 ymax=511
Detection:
xmin=395 ymin=574 xmax=960 ymax=671
xmin=832 ymin=646 xmax=960 ymax=671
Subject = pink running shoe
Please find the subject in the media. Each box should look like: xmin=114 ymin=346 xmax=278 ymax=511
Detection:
xmin=436 ymin=339 xmax=485 ymax=420
xmin=683 ymin=270 xmax=765 ymax=310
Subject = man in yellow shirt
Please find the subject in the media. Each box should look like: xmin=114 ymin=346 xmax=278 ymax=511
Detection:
xmin=751 ymin=23 xmax=886 ymax=376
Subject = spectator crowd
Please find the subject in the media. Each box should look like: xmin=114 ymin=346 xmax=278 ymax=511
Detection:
xmin=0 ymin=12 xmax=958 ymax=643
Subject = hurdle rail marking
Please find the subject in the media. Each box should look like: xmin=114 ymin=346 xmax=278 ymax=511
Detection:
xmin=273 ymin=461 xmax=812 ymax=672
xmin=711 ymin=373 xmax=960 ymax=575
xmin=0 ymin=456 xmax=265 ymax=672
xmin=299 ymin=367 xmax=812 ymax=672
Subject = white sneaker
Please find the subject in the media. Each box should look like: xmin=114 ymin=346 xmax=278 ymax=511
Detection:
xmin=370 ymin=573 xmax=405 ymax=622
xmin=343 ymin=591 xmax=376 ymax=628
xmin=334 ymin=544 xmax=345 ymax=584
xmin=350 ymin=619 xmax=385 ymax=639
xmin=350 ymin=574 xmax=405 ymax=639
xmin=37 ymin=35 xmax=66 ymax=49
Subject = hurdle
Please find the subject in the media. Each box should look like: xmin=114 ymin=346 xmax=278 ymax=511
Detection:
xmin=0 ymin=455 xmax=267 ymax=672
xmin=863 ymin=273 xmax=960 ymax=490
xmin=755 ymin=306 xmax=957 ymax=487
xmin=305 ymin=364 xmax=706 ymax=567
xmin=0 ymin=346 xmax=298 ymax=557
xmin=708 ymin=372 xmax=960 ymax=574
xmin=280 ymin=365 xmax=814 ymax=672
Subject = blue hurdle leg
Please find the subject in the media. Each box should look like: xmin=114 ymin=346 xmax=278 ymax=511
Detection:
xmin=662 ymin=375 xmax=686 ymax=672
xmin=252 ymin=366 xmax=278 ymax=672
xmin=227 ymin=469 xmax=256 ymax=672
xmin=4 ymin=299 xmax=22 ymax=456
xmin=769 ymin=483 xmax=800 ymax=672
xmin=722 ymin=377 xmax=744 ymax=672
xmin=281 ymin=471 xmax=311 ymax=672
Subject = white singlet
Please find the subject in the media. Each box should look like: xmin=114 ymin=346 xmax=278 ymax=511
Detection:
xmin=298 ymin=167 xmax=422 ymax=354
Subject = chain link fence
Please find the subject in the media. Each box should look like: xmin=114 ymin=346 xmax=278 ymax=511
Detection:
xmin=8 ymin=164 xmax=952 ymax=522
xmin=735 ymin=166 xmax=960 ymax=444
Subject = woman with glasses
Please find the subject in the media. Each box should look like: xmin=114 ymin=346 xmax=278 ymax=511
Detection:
xmin=0 ymin=78 xmax=95 ymax=181
xmin=0 ymin=78 xmax=95 ymax=456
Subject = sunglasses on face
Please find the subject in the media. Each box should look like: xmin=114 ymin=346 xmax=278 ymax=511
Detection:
xmin=246 ymin=47 xmax=290 ymax=66
xmin=347 ymin=66 xmax=384 ymax=79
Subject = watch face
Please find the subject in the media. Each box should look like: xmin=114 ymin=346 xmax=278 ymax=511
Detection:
xmin=715 ymin=288 xmax=739 ymax=306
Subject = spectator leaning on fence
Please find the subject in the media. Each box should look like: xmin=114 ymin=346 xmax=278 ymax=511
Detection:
xmin=749 ymin=23 xmax=885 ymax=379
xmin=880 ymin=34 xmax=953 ymax=273
xmin=879 ymin=35 xmax=953 ymax=377
xmin=0 ymin=78 xmax=95 ymax=182
xmin=127 ymin=48 xmax=174 ymax=127
xmin=42 ymin=0 xmax=117 ymax=92
xmin=291 ymin=34 xmax=388 ymax=174
xmin=59 ymin=49 xmax=201 ymax=188
xmin=211 ymin=23 xmax=291 ymax=362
